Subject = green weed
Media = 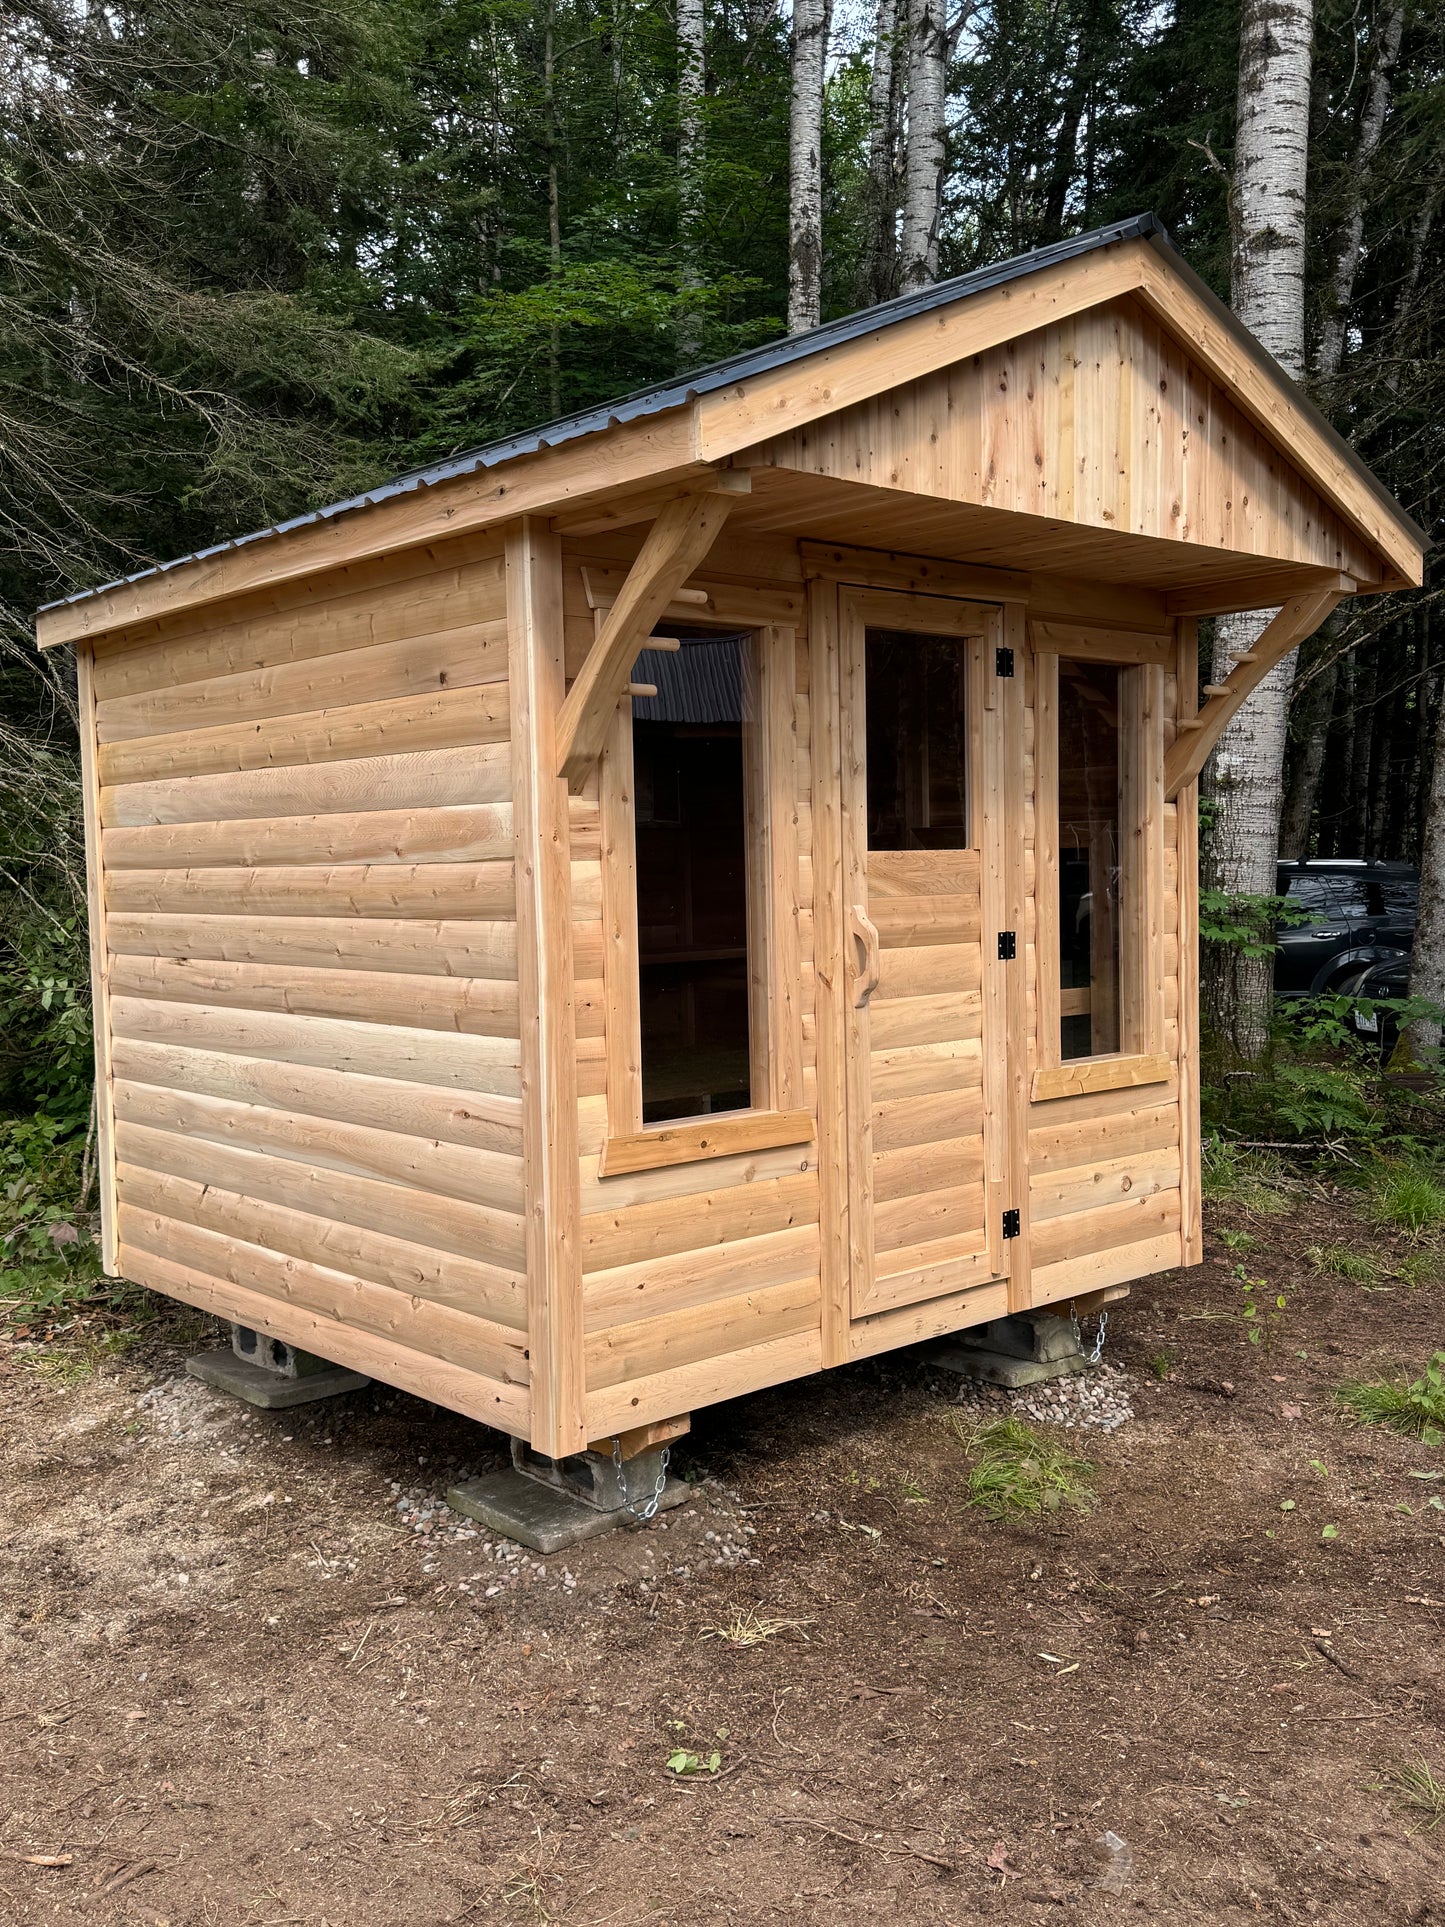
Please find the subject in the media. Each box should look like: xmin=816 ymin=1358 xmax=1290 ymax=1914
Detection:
xmin=1336 ymin=1351 xmax=1445 ymax=1445
xmin=1146 ymin=1351 xmax=1176 ymax=1381
xmin=1237 ymin=1263 xmax=1286 ymax=1352
xmin=1383 ymin=1758 xmax=1445 ymax=1833
xmin=1201 ymin=1138 xmax=1291 ymax=1214
xmin=1217 ymin=1228 xmax=1256 ymax=1253
xmin=1306 ymin=1244 xmax=1381 ymax=1285
xmin=1369 ymin=1165 xmax=1445 ymax=1239
xmin=949 ymin=1415 xmax=1095 ymax=1521
xmin=1389 ymin=1252 xmax=1438 ymax=1289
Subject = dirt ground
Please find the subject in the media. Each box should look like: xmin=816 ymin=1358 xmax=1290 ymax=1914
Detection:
xmin=2 ymin=1183 xmax=1443 ymax=1927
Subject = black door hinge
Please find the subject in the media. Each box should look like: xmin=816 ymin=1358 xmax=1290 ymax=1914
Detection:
xmin=995 ymin=645 xmax=1015 ymax=678
xmin=997 ymin=930 xmax=1017 ymax=961
xmin=1002 ymin=1208 xmax=1021 ymax=1240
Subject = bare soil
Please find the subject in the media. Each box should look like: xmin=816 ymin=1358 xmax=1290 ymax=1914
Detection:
xmin=2 ymin=1186 xmax=1443 ymax=1926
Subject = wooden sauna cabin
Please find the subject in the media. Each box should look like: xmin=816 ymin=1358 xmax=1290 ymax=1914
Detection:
xmin=39 ymin=215 xmax=1425 ymax=1461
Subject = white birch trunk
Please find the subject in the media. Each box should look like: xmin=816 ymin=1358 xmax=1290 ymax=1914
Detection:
xmin=899 ymin=0 xmax=946 ymax=291
xmin=788 ymin=0 xmax=831 ymax=333
xmin=676 ymin=0 xmax=706 ymax=368
xmin=1202 ymin=0 xmax=1315 ymax=1057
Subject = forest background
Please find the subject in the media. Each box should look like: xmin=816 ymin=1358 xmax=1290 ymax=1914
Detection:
xmin=0 ymin=0 xmax=1441 ymax=1257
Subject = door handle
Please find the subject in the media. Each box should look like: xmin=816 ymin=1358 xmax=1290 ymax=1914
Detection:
xmin=849 ymin=905 xmax=881 ymax=1009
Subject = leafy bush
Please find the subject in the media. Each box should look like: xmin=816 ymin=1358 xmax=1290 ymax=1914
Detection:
xmin=949 ymin=1415 xmax=1095 ymax=1521
xmin=1336 ymin=1352 xmax=1445 ymax=1445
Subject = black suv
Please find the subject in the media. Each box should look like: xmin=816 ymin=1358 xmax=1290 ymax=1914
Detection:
xmin=1274 ymin=859 xmax=1418 ymax=1003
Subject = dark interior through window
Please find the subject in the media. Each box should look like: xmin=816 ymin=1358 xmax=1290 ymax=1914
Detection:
xmin=865 ymin=629 xmax=970 ymax=850
xmin=630 ymin=631 xmax=753 ymax=1124
xmin=1058 ymin=660 xmax=1122 ymax=1061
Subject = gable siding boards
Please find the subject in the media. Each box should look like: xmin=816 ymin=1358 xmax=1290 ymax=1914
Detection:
xmin=753 ymin=296 xmax=1381 ymax=585
xmin=90 ymin=540 xmax=531 ymax=1430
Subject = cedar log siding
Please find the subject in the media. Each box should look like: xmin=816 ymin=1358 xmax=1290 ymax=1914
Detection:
xmin=89 ymin=532 xmax=532 ymax=1433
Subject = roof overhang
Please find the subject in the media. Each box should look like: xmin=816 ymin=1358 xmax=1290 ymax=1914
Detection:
xmin=35 ymin=216 xmax=1425 ymax=650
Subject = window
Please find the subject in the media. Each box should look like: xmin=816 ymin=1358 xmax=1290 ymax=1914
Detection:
xmin=1034 ymin=646 xmax=1167 ymax=1097
xmin=865 ymin=630 xmax=970 ymax=850
xmin=596 ymin=618 xmax=809 ymax=1172
xmin=1057 ymin=660 xmax=1122 ymax=1060
xmin=1280 ymin=872 xmax=1370 ymax=920
xmin=630 ymin=634 xmax=753 ymax=1123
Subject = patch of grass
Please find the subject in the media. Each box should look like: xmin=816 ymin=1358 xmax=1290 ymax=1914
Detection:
xmin=1336 ymin=1351 xmax=1445 ymax=1445
xmin=1146 ymin=1350 xmax=1176 ymax=1381
xmin=1383 ymin=1758 xmax=1445 ymax=1833
xmin=948 ymin=1415 xmax=1095 ymax=1521
xmin=1369 ymin=1163 xmax=1445 ymax=1239
xmin=699 ymin=1609 xmax=812 ymax=1647
xmin=1217 ymin=1228 xmax=1256 ymax=1253
xmin=1306 ymin=1244 xmax=1381 ymax=1285
xmin=1201 ymin=1138 xmax=1292 ymax=1215
xmin=1389 ymin=1251 xmax=1438 ymax=1289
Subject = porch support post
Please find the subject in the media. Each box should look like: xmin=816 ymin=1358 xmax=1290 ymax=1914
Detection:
xmin=508 ymin=517 xmax=587 ymax=1459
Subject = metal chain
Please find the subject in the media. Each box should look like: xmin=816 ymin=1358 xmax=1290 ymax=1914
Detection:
xmin=1070 ymin=1304 xmax=1109 ymax=1365
xmin=612 ymin=1439 xmax=672 ymax=1522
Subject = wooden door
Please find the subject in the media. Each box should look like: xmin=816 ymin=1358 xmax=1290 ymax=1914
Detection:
xmin=838 ymin=591 xmax=1010 ymax=1318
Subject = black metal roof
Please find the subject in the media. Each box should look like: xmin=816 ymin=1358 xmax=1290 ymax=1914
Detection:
xmin=38 ymin=212 xmax=1423 ymax=616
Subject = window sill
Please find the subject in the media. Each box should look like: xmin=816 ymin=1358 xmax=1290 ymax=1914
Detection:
xmin=599 ymin=1109 xmax=815 ymax=1178
xmin=1031 ymin=1052 xmax=1171 ymax=1102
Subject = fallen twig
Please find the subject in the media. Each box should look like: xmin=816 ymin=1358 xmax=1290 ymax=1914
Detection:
xmin=776 ymin=1815 xmax=958 ymax=1873
xmin=97 ymin=1859 xmax=157 ymax=1897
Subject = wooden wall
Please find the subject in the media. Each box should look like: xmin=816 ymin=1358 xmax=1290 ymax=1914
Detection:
xmin=755 ymin=294 xmax=1383 ymax=587
xmin=556 ymin=528 xmax=1196 ymax=1436
xmin=83 ymin=530 xmax=533 ymax=1432
xmin=561 ymin=535 xmax=826 ymax=1438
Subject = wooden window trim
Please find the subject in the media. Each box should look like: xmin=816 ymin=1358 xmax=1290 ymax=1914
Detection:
xmin=1031 ymin=631 xmax=1168 ymax=1103
xmin=598 ymin=620 xmax=810 ymax=1177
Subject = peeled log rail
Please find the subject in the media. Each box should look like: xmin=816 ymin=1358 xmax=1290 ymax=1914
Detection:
xmin=1162 ymin=582 xmax=1350 ymax=800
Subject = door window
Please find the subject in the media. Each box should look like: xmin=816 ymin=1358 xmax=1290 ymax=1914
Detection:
xmin=865 ymin=630 xmax=970 ymax=850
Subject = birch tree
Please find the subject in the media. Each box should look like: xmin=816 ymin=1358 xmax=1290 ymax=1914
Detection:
xmin=900 ymin=0 xmax=948 ymax=289
xmin=788 ymin=0 xmax=832 ymax=332
xmin=1202 ymin=0 xmax=1315 ymax=1057
xmin=677 ymin=0 xmax=707 ymax=366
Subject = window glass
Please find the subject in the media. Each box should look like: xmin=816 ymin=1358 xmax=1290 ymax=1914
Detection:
xmin=631 ymin=633 xmax=754 ymax=1124
xmin=865 ymin=630 xmax=970 ymax=850
xmin=1058 ymin=660 xmax=1121 ymax=1060
xmin=1283 ymin=873 xmax=1370 ymax=918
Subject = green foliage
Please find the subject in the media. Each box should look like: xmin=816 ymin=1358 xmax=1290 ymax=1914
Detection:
xmin=1384 ymin=1759 xmax=1445 ymax=1834
xmin=1198 ymin=889 xmax=1308 ymax=958
xmin=1305 ymin=1244 xmax=1380 ymax=1285
xmin=1200 ymin=1138 xmax=1292 ymax=1213
xmin=1236 ymin=1262 xmax=1286 ymax=1351
xmin=949 ymin=1415 xmax=1096 ymax=1521
xmin=1369 ymin=1165 xmax=1445 ymax=1240
xmin=1336 ymin=1352 xmax=1445 ymax=1445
